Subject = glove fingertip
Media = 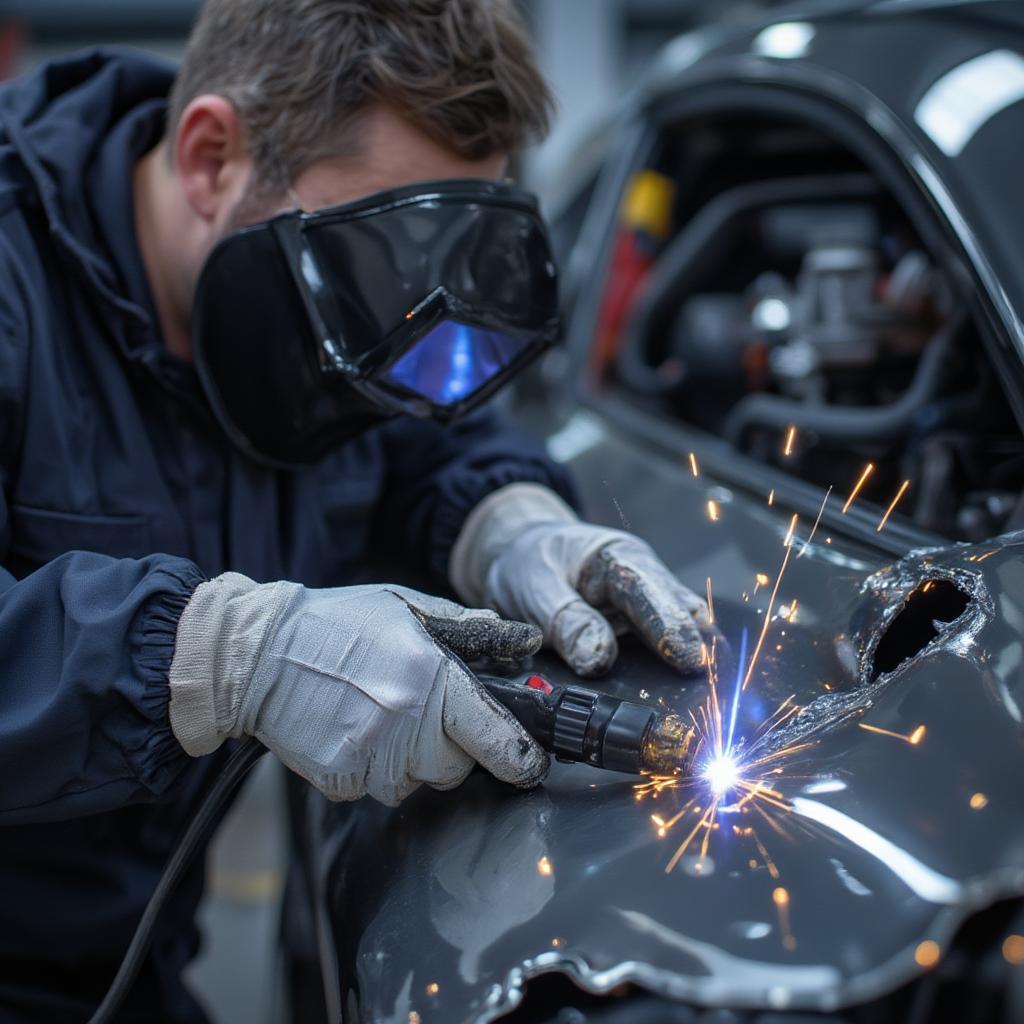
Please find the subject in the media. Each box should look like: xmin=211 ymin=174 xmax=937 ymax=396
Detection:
xmin=514 ymin=748 xmax=550 ymax=789
xmin=557 ymin=611 xmax=619 ymax=678
xmin=657 ymin=625 xmax=708 ymax=675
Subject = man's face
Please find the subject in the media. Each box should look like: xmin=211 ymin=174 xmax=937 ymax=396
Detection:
xmin=235 ymin=104 xmax=507 ymax=225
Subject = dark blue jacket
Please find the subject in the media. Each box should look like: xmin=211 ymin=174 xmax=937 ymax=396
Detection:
xmin=0 ymin=50 xmax=571 ymax=1022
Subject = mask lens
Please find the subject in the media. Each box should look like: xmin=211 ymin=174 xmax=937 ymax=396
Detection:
xmin=382 ymin=321 xmax=530 ymax=405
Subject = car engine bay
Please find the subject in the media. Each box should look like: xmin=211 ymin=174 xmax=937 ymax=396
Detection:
xmin=604 ymin=111 xmax=1024 ymax=542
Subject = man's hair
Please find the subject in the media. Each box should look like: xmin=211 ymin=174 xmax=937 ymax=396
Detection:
xmin=168 ymin=0 xmax=554 ymax=192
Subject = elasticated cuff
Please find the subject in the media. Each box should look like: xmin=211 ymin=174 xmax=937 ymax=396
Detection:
xmin=128 ymin=561 xmax=207 ymax=795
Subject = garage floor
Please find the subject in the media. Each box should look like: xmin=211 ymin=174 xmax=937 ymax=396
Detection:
xmin=184 ymin=755 xmax=289 ymax=1024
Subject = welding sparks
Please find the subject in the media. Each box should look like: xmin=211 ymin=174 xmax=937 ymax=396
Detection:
xmin=783 ymin=426 xmax=797 ymax=457
xmin=743 ymin=517 xmax=797 ymax=691
xmin=706 ymin=576 xmax=716 ymax=625
xmin=536 ymin=856 xmax=553 ymax=877
xmin=707 ymin=500 xmax=720 ymax=522
xmin=773 ymin=886 xmax=797 ymax=950
xmin=877 ymin=480 xmax=911 ymax=532
xmin=689 ymin=452 xmax=700 ymax=477
xmin=858 ymin=722 xmax=926 ymax=745
xmin=636 ymin=621 xmax=813 ymax=883
xmin=767 ymin=489 xmax=775 ymax=506
xmin=783 ymin=513 xmax=798 ymax=548
xmin=842 ymin=463 xmax=874 ymax=513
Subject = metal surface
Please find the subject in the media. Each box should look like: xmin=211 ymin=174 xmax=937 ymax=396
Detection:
xmin=297 ymin=4 xmax=1024 ymax=1020
xmin=304 ymin=418 xmax=1024 ymax=1020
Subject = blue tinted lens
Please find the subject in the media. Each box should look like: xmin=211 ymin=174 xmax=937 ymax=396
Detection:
xmin=383 ymin=321 xmax=529 ymax=405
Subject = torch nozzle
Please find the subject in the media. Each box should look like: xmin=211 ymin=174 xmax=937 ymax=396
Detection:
xmin=640 ymin=713 xmax=698 ymax=775
xmin=480 ymin=672 xmax=697 ymax=777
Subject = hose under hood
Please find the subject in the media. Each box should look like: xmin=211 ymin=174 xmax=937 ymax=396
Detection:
xmin=724 ymin=314 xmax=961 ymax=447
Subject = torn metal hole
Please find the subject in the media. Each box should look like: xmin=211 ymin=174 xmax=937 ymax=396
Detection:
xmin=870 ymin=579 xmax=972 ymax=680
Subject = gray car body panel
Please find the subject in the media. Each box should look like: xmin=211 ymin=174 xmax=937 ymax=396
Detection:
xmin=305 ymin=422 xmax=1024 ymax=1021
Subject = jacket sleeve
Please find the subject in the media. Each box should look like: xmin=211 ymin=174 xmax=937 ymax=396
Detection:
xmin=374 ymin=407 xmax=578 ymax=586
xmin=0 ymin=551 xmax=205 ymax=824
xmin=0 ymin=239 xmax=206 ymax=824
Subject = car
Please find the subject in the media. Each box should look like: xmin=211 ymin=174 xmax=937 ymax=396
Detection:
xmin=283 ymin=2 xmax=1024 ymax=1021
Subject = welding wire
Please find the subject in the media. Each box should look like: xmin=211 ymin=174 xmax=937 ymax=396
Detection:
xmin=798 ymin=486 xmax=831 ymax=558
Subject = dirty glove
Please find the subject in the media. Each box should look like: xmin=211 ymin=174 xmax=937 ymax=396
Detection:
xmin=167 ymin=573 xmax=548 ymax=805
xmin=450 ymin=483 xmax=711 ymax=678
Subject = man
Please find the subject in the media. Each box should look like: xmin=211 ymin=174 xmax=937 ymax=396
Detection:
xmin=0 ymin=1 xmax=710 ymax=1020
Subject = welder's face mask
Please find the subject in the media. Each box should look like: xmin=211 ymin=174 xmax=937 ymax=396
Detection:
xmin=192 ymin=179 xmax=560 ymax=468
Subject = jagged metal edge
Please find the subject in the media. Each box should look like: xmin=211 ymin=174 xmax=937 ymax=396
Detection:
xmin=854 ymin=561 xmax=992 ymax=687
xmin=471 ymin=864 xmax=1024 ymax=1023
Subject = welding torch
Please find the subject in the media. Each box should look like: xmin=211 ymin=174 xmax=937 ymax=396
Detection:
xmin=479 ymin=672 xmax=696 ymax=776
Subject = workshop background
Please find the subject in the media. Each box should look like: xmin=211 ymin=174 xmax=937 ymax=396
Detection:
xmin=0 ymin=1 xmax=804 ymax=1021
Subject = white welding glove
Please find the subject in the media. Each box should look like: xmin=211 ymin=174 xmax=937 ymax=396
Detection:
xmin=450 ymin=483 xmax=712 ymax=678
xmin=167 ymin=573 xmax=548 ymax=806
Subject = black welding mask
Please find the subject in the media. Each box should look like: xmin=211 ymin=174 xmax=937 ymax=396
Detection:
xmin=192 ymin=179 xmax=561 ymax=468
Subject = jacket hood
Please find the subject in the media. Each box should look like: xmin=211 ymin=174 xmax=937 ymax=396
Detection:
xmin=0 ymin=48 xmax=175 ymax=336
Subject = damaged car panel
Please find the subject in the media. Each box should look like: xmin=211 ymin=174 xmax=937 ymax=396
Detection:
xmin=300 ymin=429 xmax=1024 ymax=1021
xmin=288 ymin=3 xmax=1024 ymax=1021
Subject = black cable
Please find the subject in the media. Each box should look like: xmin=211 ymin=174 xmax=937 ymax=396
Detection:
xmin=87 ymin=737 xmax=268 ymax=1024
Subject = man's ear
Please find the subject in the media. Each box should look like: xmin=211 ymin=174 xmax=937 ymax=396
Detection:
xmin=173 ymin=95 xmax=250 ymax=224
